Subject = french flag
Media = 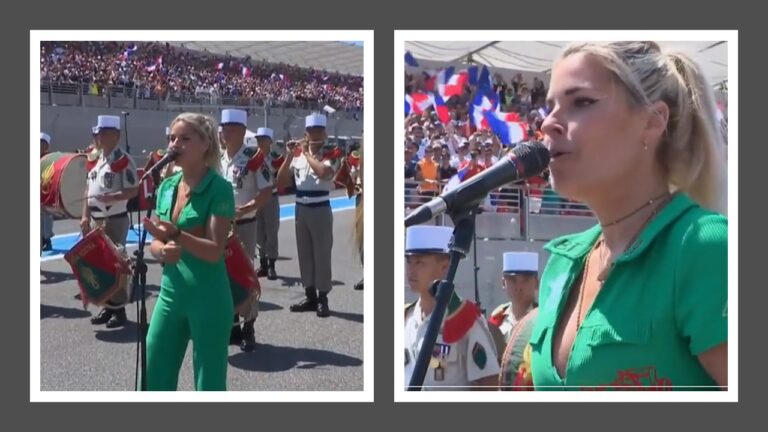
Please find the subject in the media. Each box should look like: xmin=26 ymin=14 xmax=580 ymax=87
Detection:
xmin=483 ymin=111 xmax=528 ymax=145
xmin=405 ymin=51 xmax=420 ymax=67
xmin=467 ymin=65 xmax=479 ymax=86
xmin=432 ymin=93 xmax=450 ymax=124
xmin=423 ymin=70 xmax=438 ymax=92
xmin=216 ymin=62 xmax=224 ymax=71
xmin=471 ymin=88 xmax=499 ymax=130
xmin=407 ymin=92 xmax=433 ymax=115
xmin=478 ymin=65 xmax=493 ymax=90
xmin=438 ymin=68 xmax=468 ymax=101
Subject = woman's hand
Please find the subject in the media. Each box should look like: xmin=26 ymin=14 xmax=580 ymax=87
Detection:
xmin=161 ymin=241 xmax=182 ymax=264
xmin=143 ymin=217 xmax=179 ymax=243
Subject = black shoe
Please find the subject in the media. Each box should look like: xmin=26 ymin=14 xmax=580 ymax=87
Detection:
xmin=90 ymin=308 xmax=113 ymax=325
xmin=106 ymin=308 xmax=127 ymax=328
xmin=317 ymin=293 xmax=330 ymax=318
xmin=267 ymin=259 xmax=277 ymax=281
xmin=353 ymin=279 xmax=363 ymax=290
xmin=42 ymin=238 xmax=52 ymax=252
xmin=290 ymin=287 xmax=318 ymax=312
xmin=240 ymin=321 xmax=256 ymax=352
xmin=256 ymin=258 xmax=268 ymax=278
xmin=230 ymin=325 xmax=242 ymax=346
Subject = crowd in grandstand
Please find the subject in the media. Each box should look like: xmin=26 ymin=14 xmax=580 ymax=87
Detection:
xmin=404 ymin=68 xmax=589 ymax=216
xmin=40 ymin=41 xmax=363 ymax=110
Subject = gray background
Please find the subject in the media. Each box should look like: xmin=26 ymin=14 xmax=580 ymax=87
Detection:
xmin=3 ymin=0 xmax=763 ymax=429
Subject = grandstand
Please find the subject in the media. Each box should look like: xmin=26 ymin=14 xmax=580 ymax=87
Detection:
xmin=40 ymin=41 xmax=364 ymax=161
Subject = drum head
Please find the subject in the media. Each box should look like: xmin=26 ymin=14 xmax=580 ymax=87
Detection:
xmin=58 ymin=154 xmax=88 ymax=219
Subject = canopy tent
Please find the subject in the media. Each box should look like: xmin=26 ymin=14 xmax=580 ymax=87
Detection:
xmin=405 ymin=41 xmax=728 ymax=86
xmin=168 ymin=41 xmax=363 ymax=75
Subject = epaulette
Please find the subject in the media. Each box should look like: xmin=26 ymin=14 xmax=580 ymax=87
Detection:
xmin=442 ymin=292 xmax=481 ymax=344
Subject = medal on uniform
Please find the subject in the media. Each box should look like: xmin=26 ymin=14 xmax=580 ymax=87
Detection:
xmin=434 ymin=365 xmax=445 ymax=381
xmin=429 ymin=357 xmax=440 ymax=369
xmin=103 ymin=172 xmax=114 ymax=189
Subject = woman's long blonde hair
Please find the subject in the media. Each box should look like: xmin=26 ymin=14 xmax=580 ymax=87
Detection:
xmin=558 ymin=41 xmax=727 ymax=214
xmin=169 ymin=113 xmax=222 ymax=174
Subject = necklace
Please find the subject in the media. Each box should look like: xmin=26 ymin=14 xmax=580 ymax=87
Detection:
xmin=600 ymin=192 xmax=671 ymax=228
xmin=576 ymin=193 xmax=674 ymax=327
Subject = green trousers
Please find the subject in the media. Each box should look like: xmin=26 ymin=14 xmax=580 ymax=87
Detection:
xmin=146 ymin=276 xmax=233 ymax=391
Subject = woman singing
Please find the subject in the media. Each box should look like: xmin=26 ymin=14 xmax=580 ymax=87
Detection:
xmin=143 ymin=113 xmax=236 ymax=391
xmin=529 ymin=42 xmax=728 ymax=390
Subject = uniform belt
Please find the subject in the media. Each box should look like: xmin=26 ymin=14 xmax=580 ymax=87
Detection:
xmin=235 ymin=216 xmax=257 ymax=226
xmin=296 ymin=201 xmax=330 ymax=208
xmin=295 ymin=190 xmax=329 ymax=198
xmin=90 ymin=211 xmax=128 ymax=221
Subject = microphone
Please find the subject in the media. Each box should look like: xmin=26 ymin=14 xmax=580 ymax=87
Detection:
xmin=404 ymin=142 xmax=550 ymax=227
xmin=141 ymin=148 xmax=180 ymax=183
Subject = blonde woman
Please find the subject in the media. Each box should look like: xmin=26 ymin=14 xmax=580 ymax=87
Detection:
xmin=142 ymin=113 xmax=236 ymax=391
xmin=529 ymin=42 xmax=728 ymax=390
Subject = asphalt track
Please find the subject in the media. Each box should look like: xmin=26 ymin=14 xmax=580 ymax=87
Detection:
xmin=39 ymin=193 xmax=364 ymax=391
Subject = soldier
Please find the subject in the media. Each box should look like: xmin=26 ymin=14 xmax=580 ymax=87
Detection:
xmin=488 ymin=252 xmax=539 ymax=342
xmin=220 ymin=109 xmax=273 ymax=352
xmin=253 ymin=127 xmax=280 ymax=280
xmin=81 ymin=115 xmax=139 ymax=329
xmin=276 ymin=113 xmax=340 ymax=318
xmin=404 ymin=226 xmax=501 ymax=390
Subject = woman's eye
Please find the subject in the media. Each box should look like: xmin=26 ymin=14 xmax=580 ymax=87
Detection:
xmin=574 ymin=97 xmax=597 ymax=108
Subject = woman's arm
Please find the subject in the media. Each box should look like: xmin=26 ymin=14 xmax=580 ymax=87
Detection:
xmin=698 ymin=343 xmax=727 ymax=388
xmin=172 ymin=214 xmax=231 ymax=263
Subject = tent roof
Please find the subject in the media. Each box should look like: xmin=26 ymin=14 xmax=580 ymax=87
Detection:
xmin=405 ymin=41 xmax=728 ymax=85
xmin=168 ymin=41 xmax=363 ymax=75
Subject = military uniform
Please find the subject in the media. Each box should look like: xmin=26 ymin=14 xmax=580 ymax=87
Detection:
xmin=86 ymin=115 xmax=139 ymax=328
xmin=220 ymin=109 xmax=273 ymax=352
xmin=288 ymin=114 xmax=340 ymax=318
xmin=403 ymin=226 xmax=501 ymax=390
xmin=253 ymin=127 xmax=280 ymax=280
xmin=40 ymin=132 xmax=54 ymax=251
xmin=488 ymin=252 xmax=539 ymax=341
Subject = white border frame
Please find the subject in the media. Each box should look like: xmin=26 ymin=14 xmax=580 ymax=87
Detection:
xmin=394 ymin=30 xmax=737 ymax=402
xmin=32 ymin=30 xmax=373 ymax=402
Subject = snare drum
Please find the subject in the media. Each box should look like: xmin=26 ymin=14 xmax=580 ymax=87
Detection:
xmin=224 ymin=234 xmax=261 ymax=315
xmin=64 ymin=227 xmax=132 ymax=308
xmin=41 ymin=152 xmax=89 ymax=219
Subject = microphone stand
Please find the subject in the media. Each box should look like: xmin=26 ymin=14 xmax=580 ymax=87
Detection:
xmin=122 ymin=111 xmax=131 ymax=154
xmin=407 ymin=205 xmax=478 ymax=391
xmin=122 ymin=110 xmax=148 ymax=391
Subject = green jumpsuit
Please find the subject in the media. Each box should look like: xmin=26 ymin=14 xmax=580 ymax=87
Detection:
xmin=530 ymin=193 xmax=727 ymax=390
xmin=146 ymin=169 xmax=235 ymax=391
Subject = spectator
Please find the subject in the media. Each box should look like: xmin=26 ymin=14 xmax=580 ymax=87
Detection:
xmin=531 ymin=77 xmax=546 ymax=107
xmin=450 ymin=139 xmax=471 ymax=168
xmin=438 ymin=147 xmax=458 ymax=182
xmin=40 ymin=41 xmax=363 ymax=110
xmin=414 ymin=144 xmax=441 ymax=203
xmin=480 ymin=140 xmax=499 ymax=168
xmin=459 ymin=151 xmax=485 ymax=181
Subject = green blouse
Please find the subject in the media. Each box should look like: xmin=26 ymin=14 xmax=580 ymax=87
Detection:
xmin=530 ymin=193 xmax=727 ymax=390
xmin=154 ymin=170 xmax=235 ymax=295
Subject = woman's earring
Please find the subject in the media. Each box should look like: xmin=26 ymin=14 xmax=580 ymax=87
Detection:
xmin=643 ymin=140 xmax=648 ymax=151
